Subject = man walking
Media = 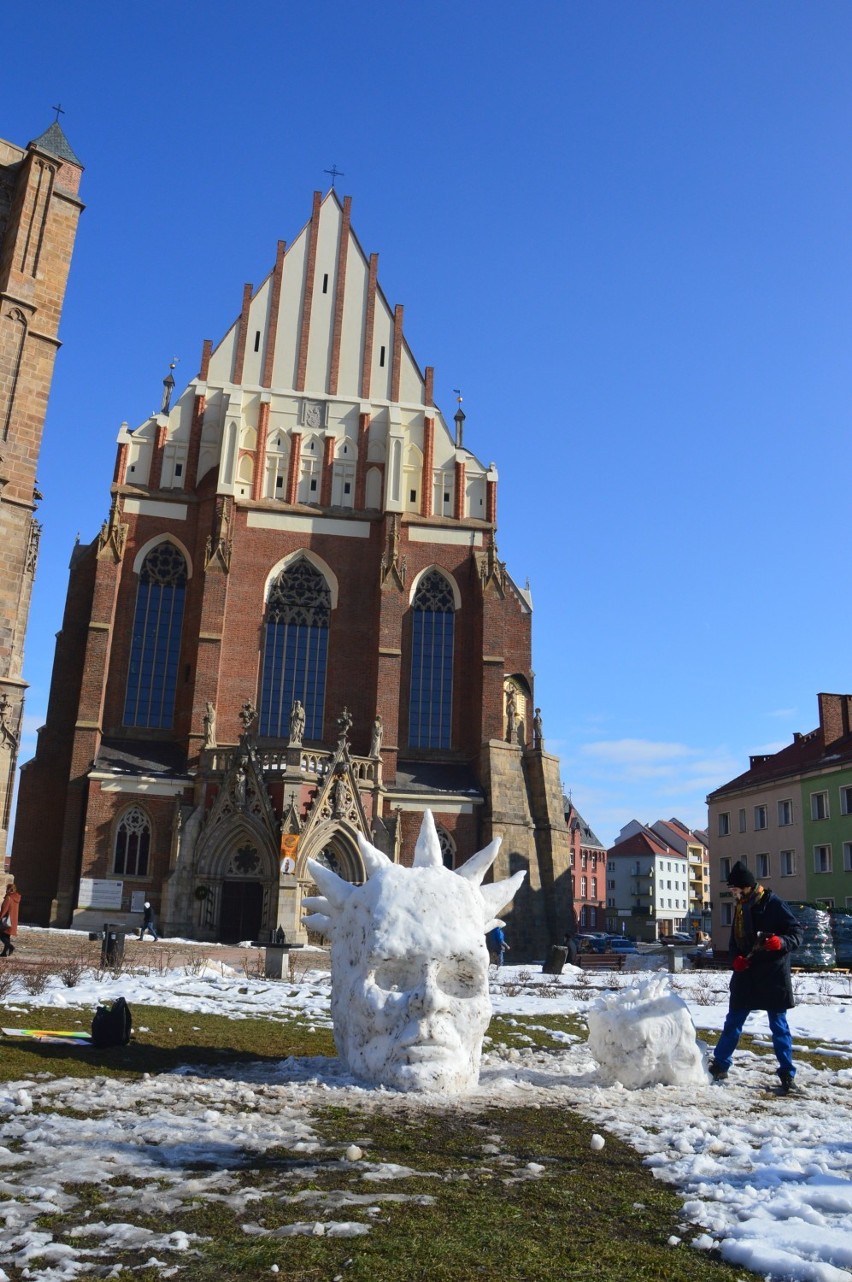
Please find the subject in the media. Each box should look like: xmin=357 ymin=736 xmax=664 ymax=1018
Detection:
xmin=709 ymin=861 xmax=802 ymax=1092
xmin=139 ymin=901 xmax=160 ymax=941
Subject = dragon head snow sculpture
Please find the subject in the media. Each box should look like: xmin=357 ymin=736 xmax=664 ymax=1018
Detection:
xmin=303 ymin=810 xmax=525 ymax=1092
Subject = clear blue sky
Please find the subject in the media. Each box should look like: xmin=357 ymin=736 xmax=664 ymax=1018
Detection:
xmin=4 ymin=1 xmax=851 ymax=846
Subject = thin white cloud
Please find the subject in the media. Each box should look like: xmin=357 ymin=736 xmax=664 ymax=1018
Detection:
xmin=581 ymin=739 xmax=696 ymax=764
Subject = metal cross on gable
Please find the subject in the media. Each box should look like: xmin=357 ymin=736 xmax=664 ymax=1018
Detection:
xmin=324 ymin=164 xmax=345 ymax=188
xmin=51 ymin=103 xmax=65 ymax=122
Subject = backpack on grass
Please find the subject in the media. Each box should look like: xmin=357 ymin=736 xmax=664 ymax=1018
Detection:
xmin=91 ymin=997 xmax=132 ymax=1048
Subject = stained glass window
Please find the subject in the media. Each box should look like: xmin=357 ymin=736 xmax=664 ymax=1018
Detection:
xmin=114 ymin=807 xmax=151 ymax=876
xmin=124 ymin=542 xmax=187 ymax=728
xmin=260 ymin=558 xmax=330 ymax=739
xmin=409 ymin=570 xmax=455 ymax=749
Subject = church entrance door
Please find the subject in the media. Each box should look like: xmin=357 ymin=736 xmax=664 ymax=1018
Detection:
xmin=220 ymin=880 xmax=263 ymax=944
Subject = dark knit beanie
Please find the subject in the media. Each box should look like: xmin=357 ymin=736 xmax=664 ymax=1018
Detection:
xmin=727 ymin=860 xmax=756 ymax=889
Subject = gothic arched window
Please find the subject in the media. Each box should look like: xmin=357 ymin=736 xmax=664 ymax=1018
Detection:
xmin=124 ymin=541 xmax=187 ymax=728
xmin=409 ymin=569 xmax=455 ymax=749
xmin=114 ymin=807 xmax=151 ymax=876
xmin=260 ymin=558 xmax=330 ymax=740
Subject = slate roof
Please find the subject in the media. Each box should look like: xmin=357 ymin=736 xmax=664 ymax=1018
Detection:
xmin=393 ymin=760 xmax=483 ymax=797
xmin=569 ymin=806 xmax=606 ymax=850
xmin=707 ymin=727 xmax=852 ymax=800
xmin=94 ymin=739 xmax=189 ymax=778
xmin=29 ymin=121 xmax=82 ymax=167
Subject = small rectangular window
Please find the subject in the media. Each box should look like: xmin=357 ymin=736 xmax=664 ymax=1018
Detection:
xmin=410 ymin=489 xmax=417 ymax=502
xmin=738 ymin=808 xmax=747 ymax=833
xmin=721 ymin=902 xmax=733 ymax=926
xmin=814 ymin=844 xmax=832 ymax=873
xmin=756 ymin=853 xmax=770 ymax=879
xmin=719 ymin=857 xmax=731 ymax=881
xmin=843 ymin=841 xmax=852 ymax=872
xmin=780 ymin=849 xmax=795 ymax=876
xmin=254 ymin=330 xmax=261 ymax=352
xmin=812 ymin=791 xmax=829 ymax=821
xmin=310 ymin=479 xmax=317 ymax=492
xmin=343 ymin=482 xmax=351 ymax=495
xmin=276 ymin=476 xmax=283 ymax=488
xmin=322 ymin=273 xmax=329 ymax=294
xmin=840 ymin=786 xmax=852 ymax=816
xmin=754 ymin=805 xmax=767 ymax=831
xmin=174 ymin=463 xmax=183 ymax=477
xmin=380 ymin=345 xmax=386 ymax=367
xmin=778 ymin=799 xmax=792 ymax=826
xmin=718 ymin=812 xmax=730 ymax=837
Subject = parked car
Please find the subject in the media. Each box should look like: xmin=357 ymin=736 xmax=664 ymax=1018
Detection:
xmin=661 ymin=931 xmax=693 ymax=946
xmin=606 ymin=937 xmax=638 ymax=953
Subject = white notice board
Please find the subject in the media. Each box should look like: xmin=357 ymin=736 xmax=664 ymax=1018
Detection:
xmin=77 ymin=878 xmax=123 ymax=909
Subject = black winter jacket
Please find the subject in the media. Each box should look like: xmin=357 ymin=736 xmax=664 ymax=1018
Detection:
xmin=727 ymin=888 xmax=802 ymax=1011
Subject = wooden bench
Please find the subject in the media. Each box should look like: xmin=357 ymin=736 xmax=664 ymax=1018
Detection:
xmin=576 ymin=952 xmax=626 ymax=971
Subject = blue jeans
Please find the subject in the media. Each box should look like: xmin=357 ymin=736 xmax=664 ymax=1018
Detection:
xmin=714 ymin=1008 xmax=794 ymax=1076
xmin=140 ymin=924 xmax=159 ymax=940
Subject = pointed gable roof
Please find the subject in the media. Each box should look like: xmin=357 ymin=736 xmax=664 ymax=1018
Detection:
xmin=29 ymin=121 xmax=82 ymax=167
xmin=205 ymin=189 xmax=433 ymax=409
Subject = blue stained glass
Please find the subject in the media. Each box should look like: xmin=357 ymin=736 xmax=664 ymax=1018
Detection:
xmin=259 ymin=559 xmax=330 ymax=739
xmin=123 ymin=544 xmax=187 ymax=728
xmin=409 ymin=572 xmax=455 ymax=749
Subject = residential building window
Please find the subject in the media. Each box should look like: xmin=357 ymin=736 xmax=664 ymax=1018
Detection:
xmin=718 ymin=812 xmax=730 ymax=837
xmin=582 ymin=852 xmax=588 ymax=870
xmin=591 ymin=878 xmax=597 ymax=899
xmin=607 ymin=897 xmax=616 ymax=908
xmin=811 ymin=791 xmax=829 ymax=821
xmin=408 ymin=570 xmax=455 ymax=749
xmin=814 ymin=844 xmax=832 ymax=874
xmin=721 ymin=903 xmax=733 ymax=927
xmin=738 ymin=808 xmax=747 ymax=833
xmin=756 ymin=853 xmax=770 ymax=879
xmin=580 ymin=876 xmax=587 ymax=897
xmin=840 ymin=785 xmax=852 ymax=816
xmin=843 ymin=841 xmax=852 ymax=873
xmin=780 ymin=850 xmax=795 ymax=877
xmin=778 ymin=799 xmax=792 ymax=826
xmin=818 ymin=897 xmax=835 ymax=909
xmin=608 ymin=879 xmax=616 ymax=890
xmin=719 ymin=857 xmax=731 ymax=881
xmin=114 ymin=807 xmax=151 ymax=877
xmin=754 ymin=805 xmax=767 ymax=831
xmin=124 ymin=541 xmax=187 ymax=728
xmin=260 ymin=557 xmax=331 ymax=739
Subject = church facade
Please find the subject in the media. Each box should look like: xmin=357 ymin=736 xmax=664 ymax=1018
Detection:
xmin=12 ymin=189 xmax=571 ymax=957
xmin=0 ymin=120 xmax=83 ymax=868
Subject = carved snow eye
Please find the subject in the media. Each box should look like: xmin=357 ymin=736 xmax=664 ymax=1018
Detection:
xmin=437 ymin=958 xmax=482 ymax=999
xmin=373 ymin=959 xmax=420 ymax=993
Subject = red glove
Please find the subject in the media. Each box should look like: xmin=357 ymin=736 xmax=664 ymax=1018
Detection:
xmin=732 ymin=955 xmax=751 ymax=972
xmin=763 ymin=935 xmax=782 ymax=951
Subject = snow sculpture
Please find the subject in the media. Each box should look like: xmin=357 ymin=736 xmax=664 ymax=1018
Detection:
xmin=585 ymin=973 xmax=707 ymax=1090
xmin=303 ymin=810 xmax=525 ymax=1092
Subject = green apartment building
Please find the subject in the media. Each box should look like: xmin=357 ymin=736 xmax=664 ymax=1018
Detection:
xmin=707 ymin=693 xmax=852 ymax=943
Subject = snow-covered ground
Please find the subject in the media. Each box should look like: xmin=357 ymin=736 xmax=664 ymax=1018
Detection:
xmin=1 ymin=950 xmax=851 ymax=1282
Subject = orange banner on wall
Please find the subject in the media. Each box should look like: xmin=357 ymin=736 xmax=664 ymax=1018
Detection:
xmin=280 ymin=833 xmax=300 ymax=874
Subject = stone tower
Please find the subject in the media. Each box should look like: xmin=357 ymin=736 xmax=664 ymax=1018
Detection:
xmin=0 ymin=120 xmax=84 ymax=862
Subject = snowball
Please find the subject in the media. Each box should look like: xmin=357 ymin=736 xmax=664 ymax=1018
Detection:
xmin=590 ymin=1134 xmax=606 ymax=1151
xmin=345 ymin=1145 xmax=363 ymax=1162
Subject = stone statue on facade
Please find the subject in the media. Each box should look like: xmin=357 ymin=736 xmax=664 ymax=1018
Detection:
xmin=203 ymin=701 xmax=217 ymax=748
xmin=533 ymin=707 xmax=544 ymax=750
xmin=239 ymin=700 xmax=257 ymax=735
xmin=289 ymin=699 xmax=305 ymax=746
xmin=505 ymin=687 xmax=517 ymax=744
xmin=336 ymin=706 xmax=353 ymax=745
xmin=370 ymin=714 xmax=384 ymax=759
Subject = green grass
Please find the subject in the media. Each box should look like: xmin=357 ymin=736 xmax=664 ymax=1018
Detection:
xmin=25 ymin=1104 xmax=748 ymax=1282
xmin=3 ymin=1003 xmax=848 ymax=1280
